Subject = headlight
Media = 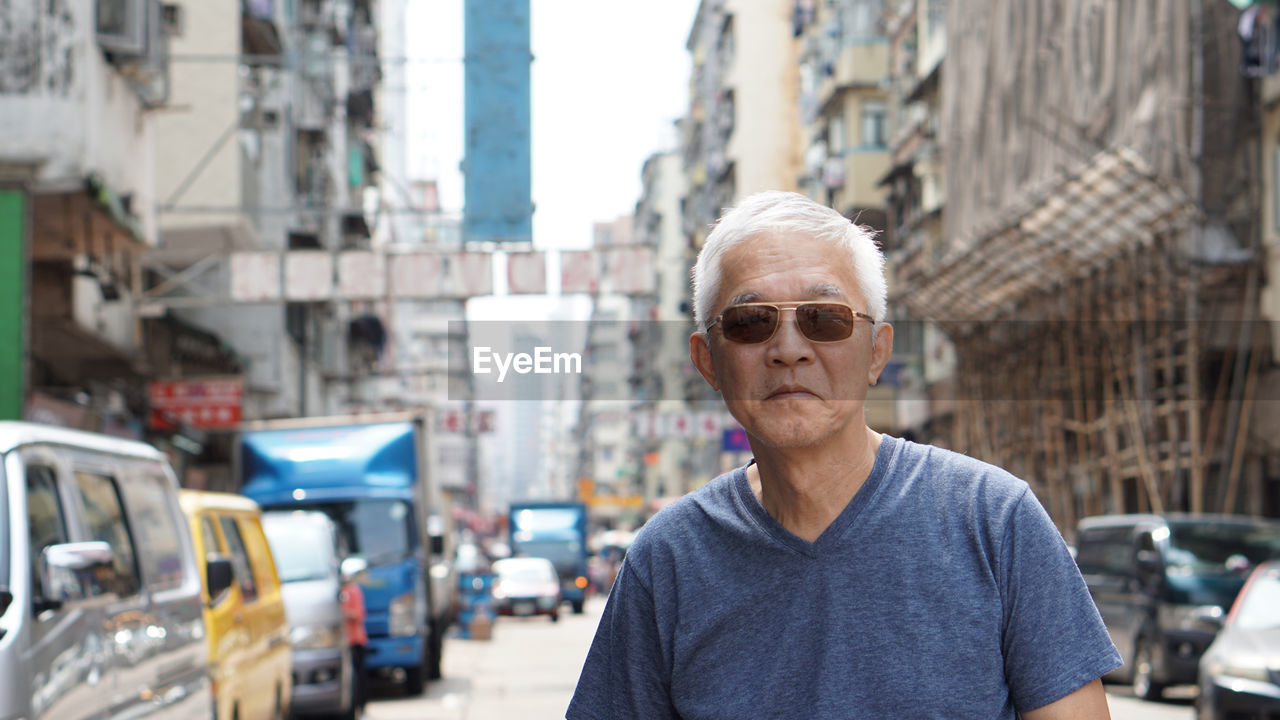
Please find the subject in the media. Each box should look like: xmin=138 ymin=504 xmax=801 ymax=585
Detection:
xmin=1206 ymin=654 xmax=1272 ymax=683
xmin=388 ymin=591 xmax=417 ymax=637
xmin=290 ymin=623 xmax=343 ymax=650
xmin=491 ymin=585 xmax=506 ymax=600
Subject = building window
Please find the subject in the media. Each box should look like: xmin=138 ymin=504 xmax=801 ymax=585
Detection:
xmin=861 ymin=100 xmax=888 ymax=149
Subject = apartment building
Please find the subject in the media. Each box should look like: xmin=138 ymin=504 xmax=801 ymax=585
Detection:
xmin=0 ymin=0 xmax=176 ymax=434
xmin=901 ymin=0 xmax=1276 ymax=522
xmin=633 ymin=150 xmax=709 ymax=503
xmin=149 ymin=0 xmax=384 ymax=427
xmin=876 ymin=0 xmax=952 ymax=437
xmin=683 ymin=0 xmax=801 ymax=248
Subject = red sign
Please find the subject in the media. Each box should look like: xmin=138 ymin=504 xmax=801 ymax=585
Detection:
xmin=149 ymin=377 xmax=244 ymax=430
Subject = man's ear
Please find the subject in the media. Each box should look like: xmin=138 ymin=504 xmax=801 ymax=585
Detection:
xmin=690 ymin=332 xmax=720 ymax=392
xmin=867 ymin=322 xmax=894 ymax=386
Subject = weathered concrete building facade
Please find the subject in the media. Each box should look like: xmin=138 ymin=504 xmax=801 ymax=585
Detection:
xmin=899 ymin=1 xmax=1276 ymax=524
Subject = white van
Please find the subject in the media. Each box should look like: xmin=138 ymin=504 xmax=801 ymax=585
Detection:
xmin=0 ymin=422 xmax=212 ymax=719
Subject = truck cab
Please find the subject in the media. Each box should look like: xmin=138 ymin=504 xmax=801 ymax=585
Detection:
xmin=508 ymin=501 xmax=590 ymax=614
xmin=238 ymin=416 xmax=447 ymax=694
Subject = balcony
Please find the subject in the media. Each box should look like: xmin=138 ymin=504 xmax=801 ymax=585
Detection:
xmin=29 ymin=183 xmax=149 ymax=385
xmin=817 ymin=41 xmax=891 ymax=116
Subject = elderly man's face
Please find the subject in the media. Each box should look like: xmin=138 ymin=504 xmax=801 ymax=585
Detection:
xmin=690 ymin=232 xmax=893 ymax=450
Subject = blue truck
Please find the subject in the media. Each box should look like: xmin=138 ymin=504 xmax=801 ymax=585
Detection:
xmin=238 ymin=414 xmax=451 ymax=694
xmin=508 ymin=501 xmax=590 ymax=614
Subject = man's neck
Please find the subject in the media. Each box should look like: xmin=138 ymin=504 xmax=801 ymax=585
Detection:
xmin=747 ymin=425 xmax=883 ymax=543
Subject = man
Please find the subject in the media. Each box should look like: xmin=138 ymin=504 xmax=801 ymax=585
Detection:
xmin=567 ymin=191 xmax=1121 ymax=719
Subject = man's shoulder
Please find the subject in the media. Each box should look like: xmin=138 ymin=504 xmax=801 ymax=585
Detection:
xmin=890 ymin=437 xmax=1030 ymax=502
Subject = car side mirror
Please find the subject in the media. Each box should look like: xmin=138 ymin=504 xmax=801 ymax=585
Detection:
xmin=37 ymin=541 xmax=117 ymax=612
xmin=205 ymin=555 xmax=235 ymax=601
xmin=340 ymin=556 xmax=369 ymax=583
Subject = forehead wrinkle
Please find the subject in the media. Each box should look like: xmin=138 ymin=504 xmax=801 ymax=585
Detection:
xmin=727 ymin=284 xmax=845 ymax=307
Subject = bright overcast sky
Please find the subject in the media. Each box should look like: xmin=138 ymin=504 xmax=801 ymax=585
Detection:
xmin=405 ymin=0 xmax=698 ymax=252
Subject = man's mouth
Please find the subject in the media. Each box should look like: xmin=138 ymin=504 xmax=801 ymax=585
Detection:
xmin=766 ymin=384 xmax=818 ymax=400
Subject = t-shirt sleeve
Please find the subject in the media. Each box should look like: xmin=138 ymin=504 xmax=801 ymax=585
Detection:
xmin=999 ymin=487 xmax=1123 ymax=711
xmin=566 ymin=555 xmax=677 ymax=720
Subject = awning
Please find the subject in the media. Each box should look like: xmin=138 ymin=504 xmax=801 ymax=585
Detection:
xmin=897 ymin=148 xmax=1195 ymax=324
xmin=32 ymin=317 xmax=145 ymax=381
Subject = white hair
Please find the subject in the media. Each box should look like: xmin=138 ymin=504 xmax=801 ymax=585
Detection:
xmin=691 ymin=191 xmax=887 ymax=330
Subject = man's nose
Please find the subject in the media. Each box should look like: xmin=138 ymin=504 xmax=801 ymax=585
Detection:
xmin=766 ymin=309 xmax=813 ymax=366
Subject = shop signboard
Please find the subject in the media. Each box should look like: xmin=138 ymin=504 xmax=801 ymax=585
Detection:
xmin=148 ymin=376 xmax=243 ymax=430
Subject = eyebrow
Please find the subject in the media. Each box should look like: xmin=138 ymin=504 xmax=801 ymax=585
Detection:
xmin=726 ymin=284 xmax=845 ymax=307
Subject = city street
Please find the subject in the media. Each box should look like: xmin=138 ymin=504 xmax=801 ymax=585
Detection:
xmin=365 ymin=597 xmax=1196 ymax=720
xmin=365 ymin=598 xmax=602 ymax=719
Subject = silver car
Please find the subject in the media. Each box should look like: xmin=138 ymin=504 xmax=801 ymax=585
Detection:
xmin=0 ymin=421 xmax=212 ymax=719
xmin=261 ymin=510 xmax=356 ymax=718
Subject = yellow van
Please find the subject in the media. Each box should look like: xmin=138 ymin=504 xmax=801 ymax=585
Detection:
xmin=180 ymin=490 xmax=293 ymax=720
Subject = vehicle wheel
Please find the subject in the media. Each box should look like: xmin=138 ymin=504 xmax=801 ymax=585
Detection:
xmin=550 ymin=611 xmax=560 ymax=623
xmin=1132 ymin=637 xmax=1164 ymax=701
xmin=571 ymin=599 xmax=585 ymax=614
xmin=404 ymin=663 xmax=426 ymax=696
xmin=427 ymin=624 xmax=444 ymax=681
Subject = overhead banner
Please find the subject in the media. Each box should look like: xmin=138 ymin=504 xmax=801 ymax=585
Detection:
xmin=223 ymin=248 xmax=652 ymax=302
xmin=230 ymin=252 xmax=281 ymax=302
xmin=507 ymin=251 xmax=547 ymax=294
xmin=337 ymin=251 xmax=386 ymax=298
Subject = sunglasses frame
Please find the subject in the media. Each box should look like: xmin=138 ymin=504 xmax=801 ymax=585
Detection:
xmin=706 ymin=301 xmax=875 ymax=344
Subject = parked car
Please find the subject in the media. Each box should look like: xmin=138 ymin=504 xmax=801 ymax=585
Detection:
xmin=491 ymin=557 xmax=562 ymax=622
xmin=1075 ymin=513 xmax=1280 ymax=700
xmin=261 ymin=510 xmax=356 ymax=719
xmin=1197 ymin=561 xmax=1280 ymax=719
xmin=0 ymin=421 xmax=212 ymax=719
xmin=180 ymin=490 xmax=293 ymax=720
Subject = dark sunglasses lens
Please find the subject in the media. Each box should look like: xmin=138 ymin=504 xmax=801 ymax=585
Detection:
xmin=721 ymin=305 xmax=779 ymax=343
xmin=796 ymin=303 xmax=855 ymax=341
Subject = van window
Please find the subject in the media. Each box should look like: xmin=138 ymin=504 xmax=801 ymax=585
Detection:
xmin=201 ymin=517 xmax=221 ymax=557
xmin=219 ymin=517 xmax=258 ymax=601
xmin=124 ymin=470 xmax=186 ymax=592
xmin=1076 ymin=526 xmax=1135 ymax=577
xmin=74 ymin=471 xmax=141 ymax=598
xmin=262 ymin=517 xmax=334 ymax=583
xmin=26 ymin=466 xmax=67 ymax=602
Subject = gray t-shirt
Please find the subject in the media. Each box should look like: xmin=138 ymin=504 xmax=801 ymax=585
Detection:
xmin=567 ymin=435 xmax=1121 ymax=719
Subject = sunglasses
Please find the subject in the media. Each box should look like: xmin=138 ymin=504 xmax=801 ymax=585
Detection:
xmin=706 ymin=302 xmax=875 ymax=344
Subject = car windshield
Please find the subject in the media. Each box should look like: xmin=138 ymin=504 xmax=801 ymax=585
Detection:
xmin=1234 ymin=571 xmax=1280 ymax=630
xmin=497 ymin=561 xmax=556 ymax=584
xmin=1163 ymin=522 xmax=1280 ymax=607
xmin=513 ymin=539 xmax=582 ymax=577
xmin=289 ymin=499 xmax=414 ymax=566
xmin=1166 ymin=522 xmax=1280 ymax=575
xmin=262 ymin=516 xmax=334 ymax=583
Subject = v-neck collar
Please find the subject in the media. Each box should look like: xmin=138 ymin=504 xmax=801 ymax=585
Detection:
xmin=732 ymin=435 xmax=901 ymax=558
